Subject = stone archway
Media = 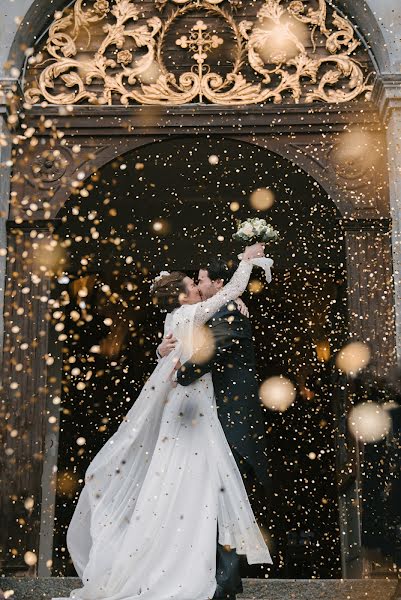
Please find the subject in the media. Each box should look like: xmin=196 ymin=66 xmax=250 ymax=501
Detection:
xmin=2 ymin=126 xmax=396 ymax=578
xmin=0 ymin=0 xmax=399 ymax=582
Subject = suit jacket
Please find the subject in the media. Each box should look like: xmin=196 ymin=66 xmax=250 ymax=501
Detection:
xmin=177 ymin=302 xmax=270 ymax=490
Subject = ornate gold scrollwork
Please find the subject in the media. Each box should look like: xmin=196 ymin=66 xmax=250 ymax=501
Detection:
xmin=25 ymin=0 xmax=373 ymax=106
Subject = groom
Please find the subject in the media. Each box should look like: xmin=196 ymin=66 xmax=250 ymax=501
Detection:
xmin=157 ymin=257 xmax=272 ymax=600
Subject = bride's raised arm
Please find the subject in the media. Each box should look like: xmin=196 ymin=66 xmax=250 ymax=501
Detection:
xmin=193 ymin=244 xmax=264 ymax=327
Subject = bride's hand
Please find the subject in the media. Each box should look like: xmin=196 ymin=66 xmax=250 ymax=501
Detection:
xmin=242 ymin=242 xmax=265 ymax=261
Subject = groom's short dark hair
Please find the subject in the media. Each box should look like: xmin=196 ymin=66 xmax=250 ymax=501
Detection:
xmin=200 ymin=257 xmax=239 ymax=282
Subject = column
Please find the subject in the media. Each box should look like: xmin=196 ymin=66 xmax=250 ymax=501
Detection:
xmin=373 ymin=75 xmax=401 ymax=365
xmin=0 ymin=222 xmax=58 ymax=574
xmin=0 ymin=80 xmax=14 ymax=572
xmin=343 ymin=218 xmax=397 ymax=378
xmin=386 ymin=110 xmax=401 ymax=365
xmin=0 ymin=81 xmax=13 ymax=369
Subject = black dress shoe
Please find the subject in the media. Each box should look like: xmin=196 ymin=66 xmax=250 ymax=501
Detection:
xmin=212 ymin=584 xmax=236 ymax=599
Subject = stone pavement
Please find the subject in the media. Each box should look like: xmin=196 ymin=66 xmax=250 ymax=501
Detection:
xmin=0 ymin=578 xmax=399 ymax=600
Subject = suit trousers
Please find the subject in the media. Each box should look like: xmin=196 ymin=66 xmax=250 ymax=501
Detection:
xmin=214 ymin=449 xmax=268 ymax=598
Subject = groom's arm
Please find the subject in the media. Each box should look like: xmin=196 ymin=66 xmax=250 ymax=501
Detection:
xmin=177 ymin=310 xmax=245 ymax=387
xmin=176 ymin=357 xmax=213 ymax=386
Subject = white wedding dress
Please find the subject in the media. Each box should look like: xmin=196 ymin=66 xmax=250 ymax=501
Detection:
xmin=53 ymin=258 xmax=273 ymax=600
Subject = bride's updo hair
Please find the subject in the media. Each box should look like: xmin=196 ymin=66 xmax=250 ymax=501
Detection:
xmin=152 ymin=272 xmax=188 ymax=312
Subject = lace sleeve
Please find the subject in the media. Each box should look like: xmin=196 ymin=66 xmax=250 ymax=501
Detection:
xmin=193 ymin=259 xmax=253 ymax=327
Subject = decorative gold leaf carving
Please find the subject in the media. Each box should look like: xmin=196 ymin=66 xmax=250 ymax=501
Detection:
xmin=25 ymin=0 xmax=373 ymax=106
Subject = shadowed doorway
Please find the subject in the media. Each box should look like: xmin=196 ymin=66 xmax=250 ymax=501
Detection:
xmin=49 ymin=137 xmax=347 ymax=578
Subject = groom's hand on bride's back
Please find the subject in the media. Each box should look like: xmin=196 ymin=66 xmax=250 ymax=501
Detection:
xmin=157 ymin=333 xmax=177 ymax=358
xmin=235 ymin=298 xmax=250 ymax=318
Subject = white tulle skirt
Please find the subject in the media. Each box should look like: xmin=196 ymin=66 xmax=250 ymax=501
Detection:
xmin=53 ymin=354 xmax=272 ymax=600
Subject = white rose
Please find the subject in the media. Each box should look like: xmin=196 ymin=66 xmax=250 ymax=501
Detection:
xmin=242 ymin=222 xmax=254 ymax=237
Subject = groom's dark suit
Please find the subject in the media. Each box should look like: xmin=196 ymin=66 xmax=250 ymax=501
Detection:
xmin=177 ymin=301 xmax=271 ymax=598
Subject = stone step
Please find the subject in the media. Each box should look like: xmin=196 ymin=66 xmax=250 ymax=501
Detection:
xmin=0 ymin=577 xmax=398 ymax=600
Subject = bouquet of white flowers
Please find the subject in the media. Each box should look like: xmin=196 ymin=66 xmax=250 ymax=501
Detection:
xmin=233 ymin=217 xmax=279 ymax=244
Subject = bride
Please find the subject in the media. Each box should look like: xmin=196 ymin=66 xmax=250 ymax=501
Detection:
xmin=54 ymin=242 xmax=273 ymax=600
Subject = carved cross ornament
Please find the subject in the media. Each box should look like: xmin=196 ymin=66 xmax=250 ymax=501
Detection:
xmin=24 ymin=0 xmax=374 ymax=106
